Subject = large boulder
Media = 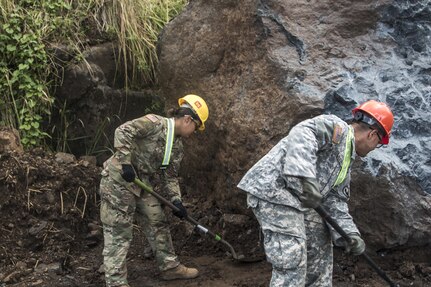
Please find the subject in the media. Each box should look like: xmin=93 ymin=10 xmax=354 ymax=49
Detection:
xmin=157 ymin=0 xmax=431 ymax=248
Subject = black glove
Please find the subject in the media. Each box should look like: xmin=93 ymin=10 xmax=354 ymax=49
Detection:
xmin=172 ymin=200 xmax=187 ymax=219
xmin=121 ymin=164 xmax=136 ymax=182
xmin=345 ymin=234 xmax=366 ymax=256
xmin=299 ymin=177 xmax=322 ymax=208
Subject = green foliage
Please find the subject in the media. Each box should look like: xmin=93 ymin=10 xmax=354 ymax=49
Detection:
xmin=0 ymin=4 xmax=52 ymax=147
xmin=0 ymin=0 xmax=99 ymax=147
xmin=0 ymin=0 xmax=187 ymax=150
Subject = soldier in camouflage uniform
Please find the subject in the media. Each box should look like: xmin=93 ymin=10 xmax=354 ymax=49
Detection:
xmin=237 ymin=101 xmax=394 ymax=286
xmin=100 ymin=95 xmax=209 ymax=287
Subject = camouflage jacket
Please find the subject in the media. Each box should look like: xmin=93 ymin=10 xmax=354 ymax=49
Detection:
xmin=237 ymin=114 xmax=360 ymax=241
xmin=102 ymin=114 xmax=184 ymax=202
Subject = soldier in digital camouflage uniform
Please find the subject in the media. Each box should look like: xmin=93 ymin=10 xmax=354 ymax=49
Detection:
xmin=99 ymin=95 xmax=209 ymax=287
xmin=237 ymin=100 xmax=394 ymax=286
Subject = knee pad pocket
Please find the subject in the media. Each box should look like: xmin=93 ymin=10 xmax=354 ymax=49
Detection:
xmin=101 ymin=200 xmax=133 ymax=229
xmin=263 ymin=230 xmax=305 ymax=270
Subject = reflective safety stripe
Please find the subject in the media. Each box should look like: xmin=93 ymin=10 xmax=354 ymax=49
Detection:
xmin=160 ymin=118 xmax=175 ymax=169
xmin=333 ymin=126 xmax=354 ymax=187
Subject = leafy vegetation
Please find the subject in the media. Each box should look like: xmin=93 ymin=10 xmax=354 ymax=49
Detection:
xmin=0 ymin=0 xmax=187 ymax=148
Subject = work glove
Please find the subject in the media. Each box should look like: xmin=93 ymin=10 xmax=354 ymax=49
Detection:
xmin=299 ymin=177 xmax=322 ymax=208
xmin=121 ymin=164 xmax=136 ymax=182
xmin=345 ymin=234 xmax=366 ymax=256
xmin=172 ymin=200 xmax=188 ymax=219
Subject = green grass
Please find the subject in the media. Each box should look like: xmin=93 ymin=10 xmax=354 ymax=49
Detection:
xmin=0 ymin=0 xmax=188 ymax=149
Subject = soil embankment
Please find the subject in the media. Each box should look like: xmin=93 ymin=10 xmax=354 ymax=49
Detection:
xmin=1 ymin=150 xmax=430 ymax=286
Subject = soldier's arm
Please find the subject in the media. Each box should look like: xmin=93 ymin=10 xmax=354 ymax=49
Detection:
xmin=281 ymin=117 xmax=330 ymax=179
xmin=114 ymin=116 xmax=155 ymax=163
xmin=322 ymin=178 xmax=360 ymax=245
xmin=161 ymin=146 xmax=184 ymax=202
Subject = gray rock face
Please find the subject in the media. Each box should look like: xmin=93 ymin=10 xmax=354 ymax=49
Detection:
xmin=323 ymin=0 xmax=431 ymax=248
xmin=158 ymin=0 xmax=431 ymax=248
xmin=324 ymin=0 xmax=431 ymax=195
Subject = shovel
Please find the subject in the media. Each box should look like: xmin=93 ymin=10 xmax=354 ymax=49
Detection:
xmin=133 ymin=178 xmax=263 ymax=263
xmin=315 ymin=205 xmax=399 ymax=287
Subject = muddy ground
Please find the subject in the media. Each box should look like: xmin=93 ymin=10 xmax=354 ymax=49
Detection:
xmin=0 ymin=150 xmax=430 ymax=287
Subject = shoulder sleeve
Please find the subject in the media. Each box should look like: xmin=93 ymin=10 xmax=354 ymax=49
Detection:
xmin=282 ymin=116 xmax=333 ymax=178
xmin=114 ymin=116 xmax=159 ymax=163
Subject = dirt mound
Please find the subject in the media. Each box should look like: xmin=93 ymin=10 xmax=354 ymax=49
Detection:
xmin=0 ymin=149 xmax=103 ymax=286
xmin=0 ymin=150 xmax=430 ymax=286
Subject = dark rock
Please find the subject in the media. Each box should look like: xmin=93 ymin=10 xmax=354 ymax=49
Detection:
xmin=79 ymin=156 xmax=97 ymax=167
xmin=416 ymin=263 xmax=431 ymax=276
xmin=221 ymin=214 xmax=251 ymax=228
xmin=55 ymin=152 xmax=76 ymax=164
xmin=157 ymin=0 xmax=431 ymax=249
xmin=28 ymin=220 xmax=48 ymax=236
xmin=35 ymin=262 xmax=61 ymax=273
xmin=0 ymin=128 xmax=23 ymax=154
xmin=15 ymin=261 xmax=27 ymax=269
xmin=399 ymin=261 xmax=416 ymax=278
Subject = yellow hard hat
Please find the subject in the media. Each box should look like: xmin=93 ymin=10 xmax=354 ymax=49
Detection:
xmin=178 ymin=94 xmax=209 ymax=131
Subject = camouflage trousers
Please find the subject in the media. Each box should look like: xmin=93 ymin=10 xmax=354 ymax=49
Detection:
xmin=100 ymin=176 xmax=180 ymax=287
xmin=248 ymin=195 xmax=333 ymax=287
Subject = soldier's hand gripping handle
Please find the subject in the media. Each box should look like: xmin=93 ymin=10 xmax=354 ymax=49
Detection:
xmin=299 ymin=177 xmax=322 ymax=208
xmin=121 ymin=164 xmax=136 ymax=182
xmin=345 ymin=234 xmax=366 ymax=256
xmin=172 ymin=200 xmax=188 ymax=219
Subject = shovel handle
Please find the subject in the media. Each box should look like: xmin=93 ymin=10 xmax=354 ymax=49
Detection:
xmin=314 ymin=206 xmax=398 ymax=287
xmin=314 ymin=206 xmax=353 ymax=244
xmin=133 ymin=178 xmax=181 ymax=212
xmin=133 ymin=178 xmax=240 ymax=259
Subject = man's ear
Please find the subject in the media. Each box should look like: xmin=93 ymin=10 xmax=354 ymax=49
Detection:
xmin=368 ymin=128 xmax=377 ymax=140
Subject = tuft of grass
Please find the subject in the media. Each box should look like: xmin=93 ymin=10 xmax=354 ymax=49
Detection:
xmin=95 ymin=0 xmax=188 ymax=85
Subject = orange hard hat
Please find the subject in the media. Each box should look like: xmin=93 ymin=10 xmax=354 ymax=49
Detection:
xmin=352 ymin=100 xmax=394 ymax=144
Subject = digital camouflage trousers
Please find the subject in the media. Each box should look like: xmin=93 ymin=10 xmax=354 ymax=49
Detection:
xmin=248 ymin=194 xmax=333 ymax=287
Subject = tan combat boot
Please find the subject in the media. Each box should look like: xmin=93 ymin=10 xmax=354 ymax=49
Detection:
xmin=161 ymin=264 xmax=199 ymax=280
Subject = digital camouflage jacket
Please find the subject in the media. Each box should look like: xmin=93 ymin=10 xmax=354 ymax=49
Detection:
xmin=238 ymin=114 xmax=360 ymax=241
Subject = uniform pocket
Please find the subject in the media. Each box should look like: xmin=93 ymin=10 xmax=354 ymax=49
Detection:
xmin=247 ymin=194 xmax=259 ymax=209
xmin=100 ymin=200 xmax=116 ymax=226
xmin=263 ymin=230 xmax=305 ymax=270
xmin=100 ymin=179 xmax=136 ymax=213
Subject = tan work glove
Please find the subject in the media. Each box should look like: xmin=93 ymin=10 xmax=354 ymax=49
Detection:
xmin=345 ymin=234 xmax=366 ymax=256
xmin=299 ymin=177 xmax=322 ymax=208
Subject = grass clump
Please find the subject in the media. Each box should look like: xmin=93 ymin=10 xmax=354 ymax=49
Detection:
xmin=96 ymin=0 xmax=188 ymax=84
